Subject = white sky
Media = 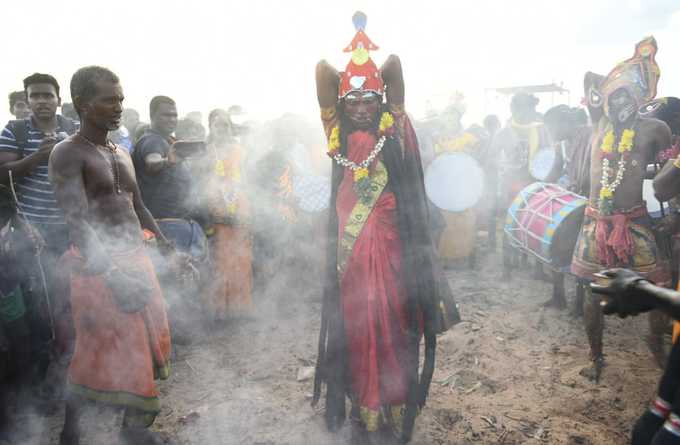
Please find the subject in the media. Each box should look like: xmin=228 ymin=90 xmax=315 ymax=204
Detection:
xmin=1 ymin=0 xmax=679 ymax=126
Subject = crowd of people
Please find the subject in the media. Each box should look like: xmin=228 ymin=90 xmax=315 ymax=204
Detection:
xmin=3 ymin=10 xmax=680 ymax=445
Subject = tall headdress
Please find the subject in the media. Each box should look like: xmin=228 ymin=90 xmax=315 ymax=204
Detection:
xmin=588 ymin=36 xmax=660 ymax=113
xmin=338 ymin=11 xmax=384 ymax=99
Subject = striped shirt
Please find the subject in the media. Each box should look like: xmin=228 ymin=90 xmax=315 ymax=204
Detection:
xmin=0 ymin=116 xmax=77 ymax=225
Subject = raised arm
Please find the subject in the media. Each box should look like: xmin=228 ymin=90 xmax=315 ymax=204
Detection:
xmin=316 ymin=60 xmax=340 ymax=109
xmin=48 ymin=143 xmax=110 ymax=273
xmin=380 ymin=54 xmax=404 ymax=107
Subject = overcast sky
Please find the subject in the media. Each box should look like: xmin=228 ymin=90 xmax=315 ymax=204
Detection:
xmin=2 ymin=0 xmax=679 ymax=126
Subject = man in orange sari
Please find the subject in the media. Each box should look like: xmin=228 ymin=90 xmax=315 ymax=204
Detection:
xmin=313 ymin=12 xmax=449 ymax=444
xmin=50 ymin=66 xmax=179 ymax=445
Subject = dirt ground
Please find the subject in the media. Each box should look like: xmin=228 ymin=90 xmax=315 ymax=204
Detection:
xmin=16 ymin=241 xmax=666 ymax=444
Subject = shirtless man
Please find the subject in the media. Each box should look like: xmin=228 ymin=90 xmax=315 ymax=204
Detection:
xmin=50 ymin=66 xmax=177 ymax=444
xmin=571 ymin=37 xmax=671 ymax=381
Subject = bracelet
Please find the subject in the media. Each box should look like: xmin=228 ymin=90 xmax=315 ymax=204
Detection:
xmin=673 ymin=157 xmax=680 ymax=169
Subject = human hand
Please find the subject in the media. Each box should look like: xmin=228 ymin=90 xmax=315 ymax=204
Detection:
xmin=36 ymin=136 xmax=59 ymax=161
xmin=167 ymin=143 xmax=179 ymax=166
xmin=590 ymin=268 xmax=654 ymax=318
xmin=169 ymin=250 xmax=200 ymax=283
xmin=653 ymin=213 xmax=679 ymax=235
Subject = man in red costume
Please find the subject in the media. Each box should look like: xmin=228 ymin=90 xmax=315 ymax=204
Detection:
xmin=313 ymin=11 xmax=454 ymax=445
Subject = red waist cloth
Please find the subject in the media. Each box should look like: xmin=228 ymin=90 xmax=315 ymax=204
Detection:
xmin=585 ymin=205 xmax=648 ymax=268
xmin=63 ymin=246 xmax=171 ymax=414
xmin=336 ymin=131 xmax=409 ymax=414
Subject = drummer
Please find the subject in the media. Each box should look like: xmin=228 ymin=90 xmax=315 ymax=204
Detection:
xmin=432 ymin=104 xmax=488 ymax=268
xmin=491 ymin=92 xmax=552 ymax=279
xmin=543 ymin=105 xmax=593 ymax=311
xmin=571 ymin=38 xmax=672 ymax=381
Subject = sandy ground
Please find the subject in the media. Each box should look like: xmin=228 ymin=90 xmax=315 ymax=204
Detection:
xmin=13 ymin=242 xmax=668 ymax=444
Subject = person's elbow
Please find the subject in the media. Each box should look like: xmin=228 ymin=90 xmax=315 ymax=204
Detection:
xmin=653 ymin=176 xmax=676 ymax=202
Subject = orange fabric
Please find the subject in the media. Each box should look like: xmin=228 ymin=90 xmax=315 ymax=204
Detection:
xmin=66 ymin=247 xmax=171 ymax=400
xmin=210 ymin=224 xmax=253 ymax=319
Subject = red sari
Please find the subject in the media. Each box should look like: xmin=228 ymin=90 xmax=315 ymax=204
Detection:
xmin=336 ymin=131 xmax=410 ymax=430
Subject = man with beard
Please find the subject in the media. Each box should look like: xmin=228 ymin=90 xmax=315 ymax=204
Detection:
xmin=50 ymin=66 xmax=175 ymax=445
xmin=571 ymin=37 xmax=671 ymax=381
xmin=313 ymin=12 xmax=448 ymax=444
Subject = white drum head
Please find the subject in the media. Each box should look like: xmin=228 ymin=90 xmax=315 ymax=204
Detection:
xmin=529 ymin=147 xmax=556 ymax=181
xmin=425 ymin=152 xmax=485 ymax=212
xmin=292 ymin=175 xmax=331 ymax=213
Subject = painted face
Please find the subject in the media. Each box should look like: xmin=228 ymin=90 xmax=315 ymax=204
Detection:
xmin=608 ymin=88 xmax=637 ymax=125
xmin=26 ymin=83 xmax=60 ymax=121
xmin=343 ymin=91 xmax=381 ymax=130
xmin=152 ymin=102 xmax=178 ymax=137
xmin=81 ymin=80 xmax=124 ymax=131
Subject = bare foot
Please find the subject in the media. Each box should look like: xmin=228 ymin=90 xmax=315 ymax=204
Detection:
xmin=58 ymin=430 xmax=80 ymax=445
xmin=542 ymin=297 xmax=567 ymax=310
xmin=579 ymin=357 xmax=605 ymax=382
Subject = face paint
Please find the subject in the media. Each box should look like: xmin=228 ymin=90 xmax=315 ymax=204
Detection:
xmin=343 ymin=92 xmax=381 ymax=130
xmin=608 ymin=89 xmax=637 ymax=125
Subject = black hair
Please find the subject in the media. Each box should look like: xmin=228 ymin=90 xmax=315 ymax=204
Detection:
xmin=23 ymin=73 xmax=61 ymax=99
xmin=8 ymin=91 xmax=26 ymax=113
xmin=543 ymin=104 xmax=571 ymax=125
xmin=149 ymin=96 xmax=175 ymax=118
xmin=511 ymin=92 xmax=539 ymax=112
xmin=70 ymin=66 xmax=120 ymax=117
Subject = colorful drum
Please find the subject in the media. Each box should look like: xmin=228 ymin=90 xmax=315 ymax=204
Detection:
xmin=504 ymin=182 xmax=587 ymax=267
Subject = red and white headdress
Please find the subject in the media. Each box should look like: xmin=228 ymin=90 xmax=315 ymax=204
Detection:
xmin=338 ymin=11 xmax=384 ymax=99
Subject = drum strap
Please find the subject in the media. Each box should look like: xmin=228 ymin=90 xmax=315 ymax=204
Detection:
xmin=337 ymin=160 xmax=389 ymax=277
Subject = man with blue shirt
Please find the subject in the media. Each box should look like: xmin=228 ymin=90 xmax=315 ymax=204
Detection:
xmin=0 ymin=73 xmax=77 ymax=406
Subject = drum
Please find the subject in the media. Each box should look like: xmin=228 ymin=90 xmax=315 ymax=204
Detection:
xmin=292 ymin=175 xmax=330 ymax=213
xmin=529 ymin=147 xmax=557 ymax=181
xmin=643 ymin=178 xmax=668 ymax=219
xmin=425 ymin=152 xmax=485 ymax=212
xmin=504 ymin=182 xmax=587 ymax=267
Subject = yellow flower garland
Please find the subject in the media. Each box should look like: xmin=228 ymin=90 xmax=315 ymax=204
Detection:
xmin=328 ymin=126 xmax=341 ymax=153
xmin=618 ymin=128 xmax=635 ymax=153
xmin=379 ymin=112 xmax=394 ymax=133
xmin=601 ymin=131 xmax=615 ymax=154
xmin=326 ymin=112 xmax=395 ymax=183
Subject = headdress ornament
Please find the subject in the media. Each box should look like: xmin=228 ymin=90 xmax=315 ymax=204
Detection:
xmin=338 ymin=11 xmax=384 ymax=99
xmin=588 ymin=36 xmax=660 ymax=113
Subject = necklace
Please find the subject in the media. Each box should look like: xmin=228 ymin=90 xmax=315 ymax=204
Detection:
xmin=597 ymin=124 xmax=635 ymax=214
xmin=77 ymin=133 xmax=122 ymax=194
xmin=330 ymin=135 xmax=386 ymax=182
